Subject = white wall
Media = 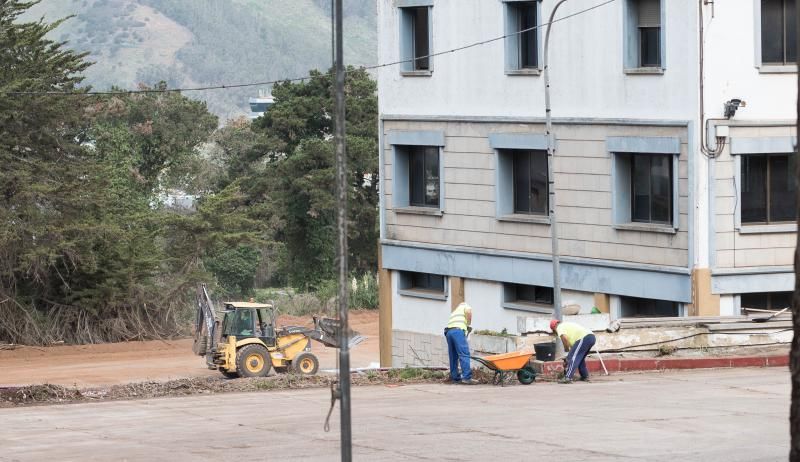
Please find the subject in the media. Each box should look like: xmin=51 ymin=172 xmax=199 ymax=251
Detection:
xmin=391 ymin=271 xmax=451 ymax=335
xmin=702 ymin=1 xmax=798 ymax=121
xmin=393 ymin=275 xmax=597 ymax=335
xmin=378 ymin=0 xmax=699 ymax=120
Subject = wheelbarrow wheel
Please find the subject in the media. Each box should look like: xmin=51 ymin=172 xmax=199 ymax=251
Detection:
xmin=517 ymin=366 xmax=536 ymax=385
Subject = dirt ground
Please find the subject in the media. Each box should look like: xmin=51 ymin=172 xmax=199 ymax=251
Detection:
xmin=0 ymin=311 xmax=379 ymax=388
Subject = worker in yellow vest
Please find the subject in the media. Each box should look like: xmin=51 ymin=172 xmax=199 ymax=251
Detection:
xmin=550 ymin=319 xmax=596 ymax=383
xmin=444 ymin=302 xmax=478 ymax=385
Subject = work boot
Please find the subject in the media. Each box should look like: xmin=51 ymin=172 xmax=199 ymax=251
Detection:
xmin=442 ymin=377 xmax=460 ymax=384
xmin=579 ymin=376 xmax=591 ymax=383
xmin=459 ymin=379 xmax=479 ymax=385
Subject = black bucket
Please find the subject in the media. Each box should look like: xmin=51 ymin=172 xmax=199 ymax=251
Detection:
xmin=534 ymin=342 xmax=556 ymax=362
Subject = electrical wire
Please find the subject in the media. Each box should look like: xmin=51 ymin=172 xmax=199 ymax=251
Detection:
xmin=597 ymin=327 xmax=793 ymax=353
xmin=3 ymin=0 xmax=617 ymax=97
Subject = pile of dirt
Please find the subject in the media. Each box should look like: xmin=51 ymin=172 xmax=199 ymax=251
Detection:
xmin=0 ymin=368 xmax=453 ymax=408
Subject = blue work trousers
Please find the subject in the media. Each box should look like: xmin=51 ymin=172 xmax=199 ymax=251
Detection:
xmin=565 ymin=333 xmax=596 ymax=380
xmin=445 ymin=328 xmax=472 ymax=381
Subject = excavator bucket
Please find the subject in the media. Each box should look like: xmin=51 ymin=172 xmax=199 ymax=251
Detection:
xmin=313 ymin=317 xmax=365 ymax=349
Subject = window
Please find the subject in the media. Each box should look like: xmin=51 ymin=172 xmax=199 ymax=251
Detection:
xmin=503 ymin=283 xmax=553 ymax=313
xmin=513 ymin=150 xmax=548 ymax=215
xmin=609 ymin=136 xmax=680 ymax=230
xmin=504 ymin=1 xmax=539 ymax=72
xmin=741 ymin=154 xmax=797 ymax=224
xmin=408 ymin=146 xmax=440 ymax=207
xmin=741 ymin=291 xmax=792 ymax=311
xmin=398 ymin=271 xmax=447 ymax=300
xmin=492 ymin=134 xmax=550 ymax=221
xmin=761 ymin=0 xmax=797 ymax=65
xmin=631 ymin=154 xmax=672 ymax=225
xmin=410 ymin=272 xmax=445 ymax=291
xmin=400 ymin=6 xmax=431 ymax=73
xmin=620 ymin=296 xmax=678 ymax=317
xmin=624 ymin=0 xmax=662 ymax=70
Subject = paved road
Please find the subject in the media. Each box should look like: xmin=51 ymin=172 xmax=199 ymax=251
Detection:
xmin=0 ymin=368 xmax=789 ymax=461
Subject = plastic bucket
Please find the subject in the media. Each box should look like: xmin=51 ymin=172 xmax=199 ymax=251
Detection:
xmin=534 ymin=342 xmax=556 ymax=361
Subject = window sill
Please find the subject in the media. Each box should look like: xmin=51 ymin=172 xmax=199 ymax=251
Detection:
xmin=758 ymin=64 xmax=798 ymax=74
xmin=737 ymin=223 xmax=798 ymax=234
xmin=613 ymin=223 xmax=677 ymax=234
xmin=400 ymin=70 xmax=433 ymax=77
xmin=623 ymin=67 xmax=665 ymax=75
xmin=498 ymin=214 xmax=550 ymax=225
xmin=505 ymin=68 xmax=541 ymax=76
xmin=502 ymin=301 xmax=554 ymax=314
xmin=395 ymin=206 xmax=443 ymax=216
xmin=398 ymin=288 xmax=447 ymax=301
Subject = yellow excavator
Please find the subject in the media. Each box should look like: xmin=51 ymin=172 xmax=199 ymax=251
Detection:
xmin=192 ymin=284 xmax=357 ymax=378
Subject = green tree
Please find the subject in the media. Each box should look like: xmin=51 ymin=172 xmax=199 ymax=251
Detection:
xmin=247 ymin=67 xmax=379 ymax=290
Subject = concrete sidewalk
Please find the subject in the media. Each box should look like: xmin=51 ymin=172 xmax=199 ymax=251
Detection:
xmin=0 ymin=368 xmax=789 ymax=461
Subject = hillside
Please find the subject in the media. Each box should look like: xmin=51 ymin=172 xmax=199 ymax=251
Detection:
xmin=24 ymin=0 xmax=377 ymax=120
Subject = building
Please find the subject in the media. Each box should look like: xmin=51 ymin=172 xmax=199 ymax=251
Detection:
xmin=249 ymin=90 xmax=275 ymax=120
xmin=375 ymin=0 xmax=797 ymax=367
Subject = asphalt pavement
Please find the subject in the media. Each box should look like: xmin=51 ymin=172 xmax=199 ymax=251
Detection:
xmin=0 ymin=367 xmax=789 ymax=461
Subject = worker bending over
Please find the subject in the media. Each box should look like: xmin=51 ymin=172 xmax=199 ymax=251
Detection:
xmin=550 ymin=319 xmax=595 ymax=383
xmin=445 ymin=302 xmax=478 ymax=385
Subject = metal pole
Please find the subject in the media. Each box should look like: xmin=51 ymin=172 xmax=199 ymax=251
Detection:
xmin=333 ymin=0 xmax=352 ymax=460
xmin=544 ymin=0 xmax=569 ymax=328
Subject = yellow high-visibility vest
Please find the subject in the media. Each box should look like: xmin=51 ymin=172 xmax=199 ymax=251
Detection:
xmin=447 ymin=303 xmax=472 ymax=331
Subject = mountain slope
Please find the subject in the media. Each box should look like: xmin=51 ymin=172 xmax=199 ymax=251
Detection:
xmin=24 ymin=0 xmax=377 ymax=120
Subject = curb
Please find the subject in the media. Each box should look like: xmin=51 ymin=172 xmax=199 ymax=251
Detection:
xmin=533 ymin=353 xmax=789 ymax=377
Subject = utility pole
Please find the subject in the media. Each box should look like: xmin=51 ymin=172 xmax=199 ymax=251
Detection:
xmin=333 ymin=0 xmax=352 ymax=460
xmin=543 ymin=0 xmax=570 ymax=328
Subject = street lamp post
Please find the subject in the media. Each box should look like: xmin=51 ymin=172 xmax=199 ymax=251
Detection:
xmin=543 ymin=0 xmax=570 ymax=328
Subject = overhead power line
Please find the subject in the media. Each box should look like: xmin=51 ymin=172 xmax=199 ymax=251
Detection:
xmin=4 ymin=0 xmax=616 ymax=97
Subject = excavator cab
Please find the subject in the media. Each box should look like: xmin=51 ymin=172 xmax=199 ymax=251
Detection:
xmin=220 ymin=303 xmax=276 ymax=347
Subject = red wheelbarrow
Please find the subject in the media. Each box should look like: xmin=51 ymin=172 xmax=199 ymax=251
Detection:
xmin=470 ymin=350 xmax=537 ymax=386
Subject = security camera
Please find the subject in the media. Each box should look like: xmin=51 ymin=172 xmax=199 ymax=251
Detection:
xmin=724 ymin=99 xmax=746 ymax=119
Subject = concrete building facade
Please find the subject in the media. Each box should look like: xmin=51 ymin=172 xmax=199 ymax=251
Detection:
xmin=376 ymin=0 xmax=797 ymax=367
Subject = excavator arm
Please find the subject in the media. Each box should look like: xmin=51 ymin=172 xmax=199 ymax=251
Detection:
xmin=192 ymin=284 xmax=219 ymax=368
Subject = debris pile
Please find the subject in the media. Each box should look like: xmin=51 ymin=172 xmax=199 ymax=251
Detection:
xmin=0 ymin=368 xmax=453 ymax=408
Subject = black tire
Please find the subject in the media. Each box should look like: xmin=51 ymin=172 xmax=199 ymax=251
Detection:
xmin=220 ymin=369 xmax=239 ymax=379
xmin=517 ymin=366 xmax=537 ymax=385
xmin=236 ymin=344 xmax=272 ymax=378
xmin=293 ymin=352 xmax=319 ymax=376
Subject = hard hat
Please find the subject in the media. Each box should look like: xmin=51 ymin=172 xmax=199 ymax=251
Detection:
xmin=549 ymin=319 xmax=559 ymax=331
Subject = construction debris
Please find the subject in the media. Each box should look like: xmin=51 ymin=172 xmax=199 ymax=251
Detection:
xmin=0 ymin=368 xmax=453 ymax=408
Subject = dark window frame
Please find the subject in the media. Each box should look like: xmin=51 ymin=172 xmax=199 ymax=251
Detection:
xmin=408 ymin=146 xmax=440 ymax=208
xmin=511 ymin=283 xmax=553 ymax=306
xmin=761 ymin=0 xmax=797 ymax=65
xmin=630 ymin=154 xmax=674 ymax=225
xmin=639 ymin=26 xmax=661 ymax=67
xmin=511 ymin=149 xmax=549 ymax=215
xmin=410 ymin=272 xmax=445 ymax=292
xmin=634 ymin=0 xmax=662 ymax=68
xmin=620 ymin=296 xmax=679 ymax=318
xmin=741 ymin=153 xmax=798 ymax=225
xmin=741 ymin=291 xmax=793 ymax=311
xmin=407 ymin=6 xmax=430 ymax=71
xmin=512 ymin=1 xmax=538 ymax=69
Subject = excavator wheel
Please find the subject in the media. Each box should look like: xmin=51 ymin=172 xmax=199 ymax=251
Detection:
xmin=293 ymin=352 xmax=319 ymax=376
xmin=236 ymin=344 xmax=272 ymax=378
xmin=220 ymin=369 xmax=239 ymax=379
